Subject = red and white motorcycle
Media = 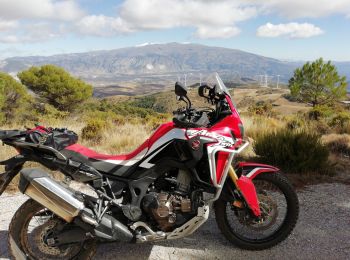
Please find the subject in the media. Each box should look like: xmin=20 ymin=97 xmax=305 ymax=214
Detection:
xmin=0 ymin=73 xmax=298 ymax=259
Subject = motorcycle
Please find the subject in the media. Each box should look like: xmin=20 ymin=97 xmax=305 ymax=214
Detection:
xmin=0 ymin=73 xmax=299 ymax=259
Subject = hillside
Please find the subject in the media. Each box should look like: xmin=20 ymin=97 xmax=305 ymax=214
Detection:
xmin=0 ymin=43 xmax=297 ymax=91
xmin=110 ymin=86 xmax=309 ymax=117
xmin=1 ymin=43 xmax=349 ymax=96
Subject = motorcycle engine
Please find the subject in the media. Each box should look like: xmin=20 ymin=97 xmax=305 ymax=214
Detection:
xmin=142 ymin=169 xmax=199 ymax=232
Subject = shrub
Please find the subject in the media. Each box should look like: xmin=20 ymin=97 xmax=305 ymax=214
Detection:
xmin=81 ymin=119 xmax=106 ymax=143
xmin=340 ymin=123 xmax=350 ymax=134
xmin=248 ymin=101 xmax=274 ymax=117
xmin=329 ymin=111 xmax=350 ymax=133
xmin=35 ymin=103 xmax=69 ymax=118
xmin=237 ymin=96 xmax=255 ymax=109
xmin=254 ymin=129 xmax=330 ymax=174
xmin=308 ymin=105 xmax=333 ymax=120
xmin=143 ymin=114 xmax=170 ymax=129
xmin=0 ymin=72 xmax=31 ymax=124
xmin=323 ymin=134 xmax=350 ymax=156
xmin=285 ymin=115 xmax=305 ymax=130
xmin=282 ymin=93 xmax=299 ymax=102
xmin=307 ymin=119 xmax=332 ymax=135
xmin=18 ymin=65 xmax=93 ymax=111
xmin=131 ymin=95 xmax=156 ymax=109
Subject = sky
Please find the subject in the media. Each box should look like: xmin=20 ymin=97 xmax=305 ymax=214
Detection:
xmin=0 ymin=0 xmax=350 ymax=61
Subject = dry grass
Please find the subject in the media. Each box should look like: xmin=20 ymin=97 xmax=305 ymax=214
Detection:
xmin=85 ymin=123 xmax=151 ymax=155
xmin=241 ymin=114 xmax=285 ymax=140
xmin=233 ymin=88 xmax=309 ymax=115
xmin=322 ymin=134 xmax=350 ymax=155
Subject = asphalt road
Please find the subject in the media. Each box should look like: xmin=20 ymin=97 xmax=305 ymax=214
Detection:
xmin=1 ymin=183 xmax=350 ymax=260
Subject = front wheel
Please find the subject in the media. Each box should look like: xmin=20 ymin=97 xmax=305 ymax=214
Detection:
xmin=214 ymin=172 xmax=299 ymax=250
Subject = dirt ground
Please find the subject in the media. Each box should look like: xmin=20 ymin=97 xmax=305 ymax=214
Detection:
xmin=1 ymin=183 xmax=350 ymax=260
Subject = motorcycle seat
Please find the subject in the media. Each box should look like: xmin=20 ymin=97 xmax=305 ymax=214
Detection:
xmin=61 ymin=142 xmax=149 ymax=175
xmin=64 ymin=143 xmax=148 ymax=160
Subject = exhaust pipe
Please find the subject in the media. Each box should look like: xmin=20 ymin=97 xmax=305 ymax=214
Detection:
xmin=19 ymin=168 xmax=84 ymax=222
xmin=18 ymin=168 xmax=133 ymax=242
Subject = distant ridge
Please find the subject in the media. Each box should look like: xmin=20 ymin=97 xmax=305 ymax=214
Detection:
xmin=0 ymin=43 xmax=349 ymax=94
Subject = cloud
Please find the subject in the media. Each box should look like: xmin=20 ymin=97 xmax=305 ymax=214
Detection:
xmin=76 ymin=15 xmax=133 ymax=37
xmin=0 ymin=19 xmax=18 ymax=31
xmin=251 ymin=0 xmax=350 ymax=18
xmin=0 ymin=22 xmax=64 ymax=43
xmin=195 ymin=26 xmax=240 ymax=39
xmin=76 ymin=0 xmax=257 ymax=39
xmin=0 ymin=0 xmax=84 ymax=21
xmin=0 ymin=0 xmax=340 ymax=44
xmin=0 ymin=1 xmax=83 ymax=44
xmin=0 ymin=35 xmax=19 ymax=44
xmin=257 ymin=22 xmax=324 ymax=38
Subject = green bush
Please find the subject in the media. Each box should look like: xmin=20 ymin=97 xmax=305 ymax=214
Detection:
xmin=131 ymin=95 xmax=168 ymax=113
xmin=81 ymin=119 xmax=106 ymax=143
xmin=0 ymin=72 xmax=31 ymax=124
xmin=254 ymin=129 xmax=330 ymax=174
xmin=308 ymin=105 xmax=333 ymax=120
xmin=282 ymin=93 xmax=299 ymax=102
xmin=18 ymin=65 xmax=93 ymax=111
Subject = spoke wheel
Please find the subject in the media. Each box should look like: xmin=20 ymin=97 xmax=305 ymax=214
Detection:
xmin=8 ymin=199 xmax=97 ymax=260
xmin=214 ymin=172 xmax=299 ymax=250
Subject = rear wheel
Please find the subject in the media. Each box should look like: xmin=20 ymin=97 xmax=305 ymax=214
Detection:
xmin=8 ymin=199 xmax=97 ymax=260
xmin=214 ymin=172 xmax=299 ymax=250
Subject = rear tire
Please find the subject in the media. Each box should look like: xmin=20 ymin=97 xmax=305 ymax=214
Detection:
xmin=214 ymin=172 xmax=299 ymax=250
xmin=8 ymin=199 xmax=97 ymax=260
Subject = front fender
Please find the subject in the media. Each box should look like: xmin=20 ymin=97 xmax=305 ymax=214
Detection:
xmin=236 ymin=162 xmax=279 ymax=180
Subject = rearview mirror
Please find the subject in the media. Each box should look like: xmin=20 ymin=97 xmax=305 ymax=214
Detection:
xmin=175 ymin=82 xmax=187 ymax=97
xmin=198 ymin=84 xmax=211 ymax=98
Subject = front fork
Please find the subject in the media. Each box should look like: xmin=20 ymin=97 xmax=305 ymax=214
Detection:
xmin=227 ymin=165 xmax=261 ymax=217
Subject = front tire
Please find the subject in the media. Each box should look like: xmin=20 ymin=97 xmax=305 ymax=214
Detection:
xmin=8 ymin=199 xmax=97 ymax=260
xmin=214 ymin=172 xmax=299 ymax=250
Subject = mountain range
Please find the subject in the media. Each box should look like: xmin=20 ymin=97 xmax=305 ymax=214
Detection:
xmin=0 ymin=43 xmax=349 ymax=95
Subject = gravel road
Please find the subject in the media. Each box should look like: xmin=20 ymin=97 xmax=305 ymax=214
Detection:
xmin=1 ymin=183 xmax=350 ymax=260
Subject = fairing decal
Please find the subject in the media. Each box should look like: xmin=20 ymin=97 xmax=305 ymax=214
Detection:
xmin=237 ymin=162 xmax=279 ymax=179
xmin=145 ymin=128 xmax=187 ymax=157
xmin=186 ymin=129 xmax=234 ymax=147
xmin=139 ymin=145 xmax=169 ymax=169
xmin=103 ymin=148 xmax=148 ymax=166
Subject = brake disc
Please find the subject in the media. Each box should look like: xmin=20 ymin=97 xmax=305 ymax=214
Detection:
xmin=28 ymin=218 xmax=82 ymax=259
xmin=249 ymin=194 xmax=278 ymax=231
xmin=234 ymin=194 xmax=278 ymax=231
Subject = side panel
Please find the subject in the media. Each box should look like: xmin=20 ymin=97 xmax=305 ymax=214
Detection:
xmin=216 ymin=152 xmax=229 ymax=184
xmin=236 ymin=162 xmax=279 ymax=179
